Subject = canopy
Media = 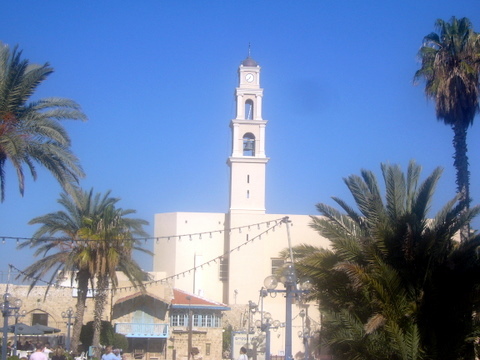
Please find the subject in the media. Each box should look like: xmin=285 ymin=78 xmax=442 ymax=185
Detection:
xmin=32 ymin=323 xmax=61 ymax=334
xmin=5 ymin=323 xmax=44 ymax=335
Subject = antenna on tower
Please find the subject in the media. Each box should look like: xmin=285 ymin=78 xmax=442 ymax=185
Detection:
xmin=248 ymin=42 xmax=251 ymax=57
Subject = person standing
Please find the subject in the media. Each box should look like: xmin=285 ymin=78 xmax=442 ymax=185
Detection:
xmin=237 ymin=347 xmax=248 ymax=360
xmin=113 ymin=349 xmax=122 ymax=360
xmin=43 ymin=343 xmax=52 ymax=357
xmin=102 ymin=346 xmax=118 ymax=360
xmin=52 ymin=347 xmax=66 ymax=360
xmin=29 ymin=343 xmax=48 ymax=360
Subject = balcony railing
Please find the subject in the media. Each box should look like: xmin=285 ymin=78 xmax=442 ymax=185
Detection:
xmin=115 ymin=323 xmax=169 ymax=338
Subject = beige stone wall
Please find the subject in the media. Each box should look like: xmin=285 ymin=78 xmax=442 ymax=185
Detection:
xmin=0 ymin=283 xmax=95 ymax=334
xmin=0 ymin=277 xmax=227 ymax=360
xmin=169 ymin=328 xmax=224 ymax=360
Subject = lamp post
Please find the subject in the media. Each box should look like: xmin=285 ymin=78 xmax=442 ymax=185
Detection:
xmin=263 ymin=262 xmax=311 ymax=360
xmin=61 ymin=307 xmax=75 ymax=352
xmin=246 ymin=301 xmax=257 ymax=351
xmin=253 ymin=288 xmax=282 ymax=360
xmin=254 ymin=311 xmax=282 ymax=360
xmin=298 ymin=310 xmax=312 ymax=360
xmin=1 ymin=293 xmax=23 ymax=360
xmin=12 ymin=308 xmax=26 ymax=357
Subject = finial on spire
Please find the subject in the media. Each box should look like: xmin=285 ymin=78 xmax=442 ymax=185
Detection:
xmin=241 ymin=44 xmax=258 ymax=67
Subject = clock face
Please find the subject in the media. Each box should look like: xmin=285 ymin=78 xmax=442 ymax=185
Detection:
xmin=245 ymin=73 xmax=254 ymax=83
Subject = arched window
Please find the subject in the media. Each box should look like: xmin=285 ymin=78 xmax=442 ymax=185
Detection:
xmin=245 ymin=99 xmax=254 ymax=120
xmin=243 ymin=133 xmax=255 ymax=156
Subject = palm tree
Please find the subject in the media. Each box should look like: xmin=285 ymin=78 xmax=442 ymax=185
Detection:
xmin=17 ymin=188 xmax=151 ymax=355
xmin=289 ymin=161 xmax=480 ymax=360
xmin=78 ymin=203 xmax=151 ymax=358
xmin=0 ymin=41 xmax=86 ymax=201
xmin=414 ymin=17 xmax=480 ymax=241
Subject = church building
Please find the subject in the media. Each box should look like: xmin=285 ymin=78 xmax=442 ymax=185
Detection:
xmin=153 ymin=55 xmax=330 ymax=359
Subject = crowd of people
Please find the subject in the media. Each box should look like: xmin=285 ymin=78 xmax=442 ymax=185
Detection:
xmin=9 ymin=342 xmax=66 ymax=360
xmin=4 ymin=342 xmax=123 ymax=360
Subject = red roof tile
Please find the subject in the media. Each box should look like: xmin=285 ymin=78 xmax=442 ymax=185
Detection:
xmin=171 ymin=288 xmax=229 ymax=308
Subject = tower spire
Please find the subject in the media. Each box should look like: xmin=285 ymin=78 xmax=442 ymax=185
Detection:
xmin=228 ymin=55 xmax=268 ymax=214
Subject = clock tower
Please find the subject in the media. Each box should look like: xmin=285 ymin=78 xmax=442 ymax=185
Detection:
xmin=227 ymin=55 xmax=269 ymax=214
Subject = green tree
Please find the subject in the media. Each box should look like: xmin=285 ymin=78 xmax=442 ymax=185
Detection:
xmin=414 ymin=17 xmax=480 ymax=241
xmin=113 ymin=333 xmax=128 ymax=352
xmin=18 ymin=189 xmax=118 ymax=354
xmin=78 ymin=201 xmax=151 ymax=358
xmin=80 ymin=320 xmax=115 ymax=351
xmin=289 ymin=161 xmax=480 ymax=360
xmin=17 ymin=189 xmax=151 ymax=355
xmin=0 ymin=41 xmax=86 ymax=201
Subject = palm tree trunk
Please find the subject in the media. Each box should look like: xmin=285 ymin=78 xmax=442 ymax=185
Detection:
xmin=70 ymin=270 xmax=90 ymax=355
xmin=452 ymin=122 xmax=470 ymax=241
xmin=92 ymin=274 xmax=108 ymax=359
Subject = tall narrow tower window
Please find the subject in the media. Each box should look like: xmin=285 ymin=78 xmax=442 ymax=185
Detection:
xmin=245 ymin=99 xmax=254 ymax=120
xmin=243 ymin=133 xmax=255 ymax=156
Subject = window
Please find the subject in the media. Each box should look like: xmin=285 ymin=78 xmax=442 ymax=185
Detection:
xmin=170 ymin=313 xmax=188 ymax=327
xmin=193 ymin=313 xmax=222 ymax=328
xmin=133 ymin=310 xmax=154 ymax=324
xmin=32 ymin=313 xmax=48 ymax=326
xmin=271 ymin=258 xmax=285 ymax=276
xmin=243 ymin=133 xmax=255 ymax=156
xmin=206 ymin=344 xmax=211 ymax=356
xmin=219 ymin=257 xmax=229 ymax=281
xmin=245 ymin=99 xmax=254 ymax=120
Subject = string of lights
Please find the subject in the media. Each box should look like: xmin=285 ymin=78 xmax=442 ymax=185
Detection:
xmin=0 ymin=217 xmax=287 ymax=244
xmin=8 ymin=216 xmax=290 ymax=292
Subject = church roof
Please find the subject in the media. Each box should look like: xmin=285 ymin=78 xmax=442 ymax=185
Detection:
xmin=242 ymin=56 xmax=258 ymax=67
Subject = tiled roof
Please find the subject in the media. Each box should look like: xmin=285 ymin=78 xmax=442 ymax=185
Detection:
xmin=113 ymin=289 xmax=230 ymax=310
xmin=171 ymin=288 xmax=229 ymax=310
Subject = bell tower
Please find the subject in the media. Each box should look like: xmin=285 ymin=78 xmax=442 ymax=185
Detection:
xmin=227 ymin=54 xmax=269 ymax=214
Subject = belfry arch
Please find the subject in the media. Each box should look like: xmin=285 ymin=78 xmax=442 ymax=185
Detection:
xmin=245 ymin=99 xmax=254 ymax=120
xmin=243 ymin=133 xmax=255 ymax=156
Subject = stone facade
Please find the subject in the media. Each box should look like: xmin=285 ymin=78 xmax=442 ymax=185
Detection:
xmin=0 ymin=273 xmax=229 ymax=360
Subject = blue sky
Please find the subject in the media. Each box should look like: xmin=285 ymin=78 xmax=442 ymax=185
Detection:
xmin=1 ymin=1 xmax=480 ymax=274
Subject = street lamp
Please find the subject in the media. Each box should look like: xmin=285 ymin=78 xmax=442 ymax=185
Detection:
xmin=12 ymin=308 xmax=26 ymax=357
xmin=1 ymin=293 xmax=23 ymax=360
xmin=254 ymin=311 xmax=282 ymax=360
xmin=264 ymin=262 xmax=311 ymax=360
xmin=246 ymin=301 xmax=257 ymax=351
xmin=61 ymin=307 xmax=75 ymax=352
xmin=298 ymin=310 xmax=314 ymax=360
